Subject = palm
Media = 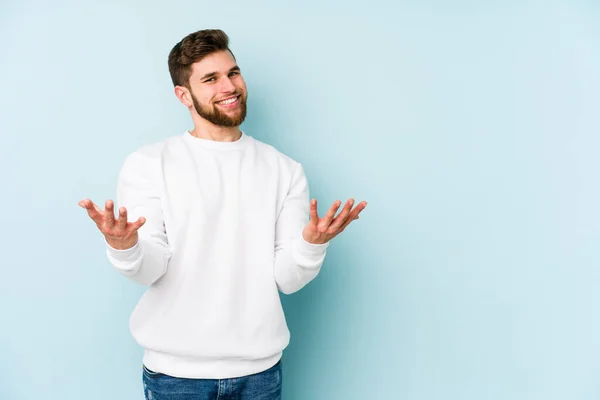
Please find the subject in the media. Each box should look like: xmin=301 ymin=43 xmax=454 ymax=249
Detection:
xmin=78 ymin=198 xmax=145 ymax=249
xmin=302 ymin=198 xmax=367 ymax=245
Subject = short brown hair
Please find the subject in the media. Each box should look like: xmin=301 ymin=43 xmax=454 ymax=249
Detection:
xmin=168 ymin=29 xmax=236 ymax=88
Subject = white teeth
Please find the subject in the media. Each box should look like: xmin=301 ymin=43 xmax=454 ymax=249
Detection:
xmin=217 ymin=97 xmax=237 ymax=105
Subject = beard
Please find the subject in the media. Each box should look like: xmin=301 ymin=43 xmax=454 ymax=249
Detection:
xmin=191 ymin=91 xmax=248 ymax=127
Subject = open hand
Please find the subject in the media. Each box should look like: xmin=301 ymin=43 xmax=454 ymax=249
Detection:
xmin=302 ymin=198 xmax=367 ymax=245
xmin=78 ymin=199 xmax=145 ymax=250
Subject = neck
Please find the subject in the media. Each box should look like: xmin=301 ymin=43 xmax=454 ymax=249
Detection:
xmin=190 ymin=118 xmax=242 ymax=142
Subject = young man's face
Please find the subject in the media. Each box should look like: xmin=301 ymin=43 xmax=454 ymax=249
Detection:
xmin=186 ymin=50 xmax=248 ymax=127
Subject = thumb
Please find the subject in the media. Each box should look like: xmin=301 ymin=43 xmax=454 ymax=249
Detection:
xmin=309 ymin=198 xmax=319 ymax=224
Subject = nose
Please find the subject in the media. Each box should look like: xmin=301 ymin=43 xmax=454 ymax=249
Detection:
xmin=220 ymin=76 xmax=236 ymax=94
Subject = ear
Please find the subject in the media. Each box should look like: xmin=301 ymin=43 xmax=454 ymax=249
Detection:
xmin=174 ymin=85 xmax=193 ymax=107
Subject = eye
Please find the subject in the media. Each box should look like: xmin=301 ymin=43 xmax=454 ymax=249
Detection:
xmin=229 ymin=71 xmax=240 ymax=77
xmin=204 ymin=77 xmax=216 ymax=83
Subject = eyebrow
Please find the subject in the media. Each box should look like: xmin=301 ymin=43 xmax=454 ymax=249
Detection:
xmin=200 ymin=65 xmax=241 ymax=81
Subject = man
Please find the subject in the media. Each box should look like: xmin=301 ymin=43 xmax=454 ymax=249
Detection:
xmin=79 ymin=29 xmax=366 ymax=400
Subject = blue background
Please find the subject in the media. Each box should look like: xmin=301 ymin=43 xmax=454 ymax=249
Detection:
xmin=1 ymin=0 xmax=599 ymax=399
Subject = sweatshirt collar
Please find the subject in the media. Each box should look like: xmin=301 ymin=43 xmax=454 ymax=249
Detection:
xmin=182 ymin=130 xmax=251 ymax=151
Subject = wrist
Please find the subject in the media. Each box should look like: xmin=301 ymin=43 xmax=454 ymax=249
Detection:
xmin=302 ymin=229 xmax=329 ymax=245
xmin=105 ymin=236 xmax=138 ymax=250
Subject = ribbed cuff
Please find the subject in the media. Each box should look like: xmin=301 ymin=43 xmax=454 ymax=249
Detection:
xmin=104 ymin=237 xmax=141 ymax=262
xmin=296 ymin=234 xmax=330 ymax=256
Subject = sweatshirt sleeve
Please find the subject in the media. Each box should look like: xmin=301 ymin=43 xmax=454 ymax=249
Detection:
xmin=105 ymin=151 xmax=173 ymax=285
xmin=274 ymin=162 xmax=330 ymax=294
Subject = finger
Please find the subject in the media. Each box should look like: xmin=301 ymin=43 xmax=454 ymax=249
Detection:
xmin=104 ymin=200 xmax=116 ymax=228
xmin=352 ymin=201 xmax=367 ymax=217
xmin=80 ymin=199 xmax=104 ymax=224
xmin=79 ymin=198 xmax=98 ymax=212
xmin=309 ymin=199 xmax=319 ymax=225
xmin=80 ymin=198 xmax=102 ymax=212
xmin=116 ymin=207 xmax=128 ymax=229
xmin=340 ymin=201 xmax=367 ymax=230
xmin=320 ymin=200 xmax=342 ymax=228
xmin=130 ymin=216 xmax=146 ymax=231
xmin=329 ymin=198 xmax=354 ymax=230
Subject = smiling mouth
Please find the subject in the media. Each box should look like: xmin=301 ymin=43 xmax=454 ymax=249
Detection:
xmin=215 ymin=95 xmax=241 ymax=108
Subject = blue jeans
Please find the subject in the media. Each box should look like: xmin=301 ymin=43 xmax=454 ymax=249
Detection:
xmin=142 ymin=360 xmax=282 ymax=400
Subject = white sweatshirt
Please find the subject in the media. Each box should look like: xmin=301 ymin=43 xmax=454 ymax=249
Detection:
xmin=104 ymin=130 xmax=329 ymax=379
